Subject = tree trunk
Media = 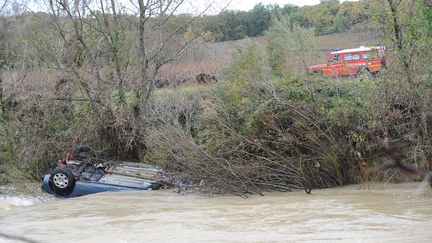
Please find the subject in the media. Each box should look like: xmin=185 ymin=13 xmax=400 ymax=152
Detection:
xmin=136 ymin=0 xmax=149 ymax=120
xmin=0 ymin=70 xmax=4 ymax=117
xmin=387 ymin=0 xmax=413 ymax=84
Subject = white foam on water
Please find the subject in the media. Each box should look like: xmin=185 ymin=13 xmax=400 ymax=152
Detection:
xmin=0 ymin=184 xmax=53 ymax=213
xmin=414 ymin=172 xmax=432 ymax=197
xmin=0 ymin=196 xmax=39 ymax=211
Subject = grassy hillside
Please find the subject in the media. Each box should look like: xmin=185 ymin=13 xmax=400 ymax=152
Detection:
xmin=158 ymin=29 xmax=380 ymax=83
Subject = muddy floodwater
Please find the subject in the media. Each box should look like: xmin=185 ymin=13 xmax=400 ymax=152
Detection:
xmin=1 ymin=183 xmax=431 ymax=242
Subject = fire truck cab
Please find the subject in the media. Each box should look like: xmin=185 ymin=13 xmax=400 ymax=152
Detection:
xmin=307 ymin=46 xmax=386 ymax=77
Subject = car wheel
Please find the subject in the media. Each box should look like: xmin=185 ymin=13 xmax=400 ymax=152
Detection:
xmin=49 ymin=168 xmax=76 ymax=196
xmin=74 ymin=145 xmax=95 ymax=160
xmin=74 ymin=145 xmax=92 ymax=154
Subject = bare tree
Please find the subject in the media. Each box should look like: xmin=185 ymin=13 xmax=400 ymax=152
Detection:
xmin=0 ymin=0 xmax=25 ymax=117
xmin=40 ymin=0 xmax=230 ymax=157
xmin=385 ymin=0 xmax=412 ymax=84
xmin=0 ymin=0 xmax=10 ymax=117
xmin=134 ymin=0 xmax=221 ymax=116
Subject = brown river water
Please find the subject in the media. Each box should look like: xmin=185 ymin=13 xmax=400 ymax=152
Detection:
xmin=0 ymin=183 xmax=431 ymax=242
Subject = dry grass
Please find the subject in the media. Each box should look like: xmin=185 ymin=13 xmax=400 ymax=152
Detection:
xmin=158 ymin=30 xmax=381 ymax=82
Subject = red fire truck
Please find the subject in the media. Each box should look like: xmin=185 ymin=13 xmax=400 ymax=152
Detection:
xmin=307 ymin=46 xmax=386 ymax=77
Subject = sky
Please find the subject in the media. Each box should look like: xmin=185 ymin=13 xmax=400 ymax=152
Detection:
xmin=25 ymin=0 xmax=356 ymax=15
xmin=179 ymin=0 xmax=356 ymax=15
xmin=228 ymin=0 xmax=322 ymax=11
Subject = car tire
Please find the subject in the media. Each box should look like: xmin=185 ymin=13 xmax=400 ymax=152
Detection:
xmin=74 ymin=145 xmax=95 ymax=160
xmin=49 ymin=168 xmax=76 ymax=196
xmin=74 ymin=145 xmax=92 ymax=154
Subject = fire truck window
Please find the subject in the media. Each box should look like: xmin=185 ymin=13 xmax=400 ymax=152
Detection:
xmin=352 ymin=53 xmax=360 ymax=60
xmin=344 ymin=54 xmax=352 ymax=61
xmin=363 ymin=51 xmax=378 ymax=59
xmin=329 ymin=54 xmax=340 ymax=62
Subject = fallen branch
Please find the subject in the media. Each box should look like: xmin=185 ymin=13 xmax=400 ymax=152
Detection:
xmin=374 ymin=136 xmax=432 ymax=184
xmin=51 ymin=97 xmax=100 ymax=102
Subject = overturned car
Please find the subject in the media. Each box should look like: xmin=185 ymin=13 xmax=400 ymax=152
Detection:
xmin=41 ymin=145 xmax=172 ymax=198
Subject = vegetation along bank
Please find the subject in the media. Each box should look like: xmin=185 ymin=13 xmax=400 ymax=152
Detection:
xmin=0 ymin=0 xmax=431 ymax=195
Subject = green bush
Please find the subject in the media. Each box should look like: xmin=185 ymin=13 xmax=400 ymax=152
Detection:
xmin=0 ymin=95 xmax=99 ymax=185
xmin=225 ymin=39 xmax=271 ymax=83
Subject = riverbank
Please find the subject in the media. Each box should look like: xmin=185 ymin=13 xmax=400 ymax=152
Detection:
xmin=1 ymin=72 xmax=432 ymax=195
xmin=1 ymin=0 xmax=431 ymax=198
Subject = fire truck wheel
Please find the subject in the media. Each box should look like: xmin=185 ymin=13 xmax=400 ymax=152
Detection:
xmin=313 ymin=70 xmax=323 ymax=76
xmin=357 ymin=68 xmax=372 ymax=80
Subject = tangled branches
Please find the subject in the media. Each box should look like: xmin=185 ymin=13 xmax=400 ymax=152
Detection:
xmin=145 ymin=86 xmax=352 ymax=195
